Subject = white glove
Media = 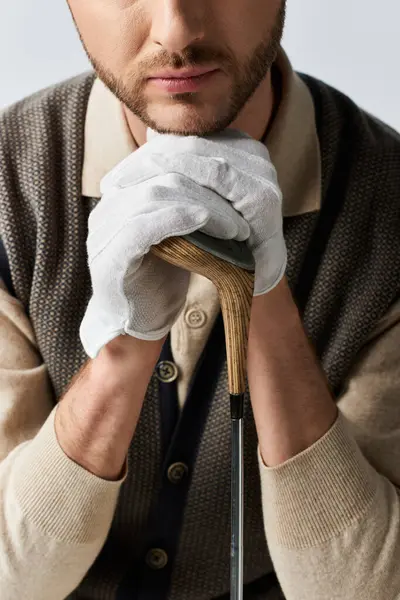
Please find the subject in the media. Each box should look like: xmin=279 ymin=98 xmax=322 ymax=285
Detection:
xmin=132 ymin=128 xmax=287 ymax=296
xmin=80 ymin=132 xmax=250 ymax=358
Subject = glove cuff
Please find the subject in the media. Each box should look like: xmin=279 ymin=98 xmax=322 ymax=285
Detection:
xmin=253 ymin=234 xmax=287 ymax=296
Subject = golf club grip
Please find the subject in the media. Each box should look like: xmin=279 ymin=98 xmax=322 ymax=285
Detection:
xmin=151 ymin=237 xmax=254 ymax=395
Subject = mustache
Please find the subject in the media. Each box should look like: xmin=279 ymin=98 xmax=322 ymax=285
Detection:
xmin=137 ymin=45 xmax=235 ymax=76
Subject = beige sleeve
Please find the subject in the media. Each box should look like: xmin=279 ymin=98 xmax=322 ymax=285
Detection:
xmin=258 ymin=298 xmax=400 ymax=600
xmin=0 ymin=284 xmax=125 ymax=600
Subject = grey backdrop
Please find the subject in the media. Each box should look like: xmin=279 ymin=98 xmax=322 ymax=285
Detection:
xmin=1 ymin=0 xmax=399 ymax=132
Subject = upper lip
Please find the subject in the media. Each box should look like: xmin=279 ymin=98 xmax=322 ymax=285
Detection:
xmin=148 ymin=66 xmax=218 ymax=79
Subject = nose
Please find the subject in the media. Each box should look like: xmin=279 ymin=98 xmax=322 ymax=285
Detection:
xmin=150 ymin=0 xmax=206 ymax=53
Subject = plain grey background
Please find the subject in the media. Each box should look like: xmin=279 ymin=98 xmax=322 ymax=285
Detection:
xmin=0 ymin=0 xmax=399 ymax=132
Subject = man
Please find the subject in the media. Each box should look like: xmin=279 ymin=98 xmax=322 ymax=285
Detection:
xmin=0 ymin=0 xmax=399 ymax=598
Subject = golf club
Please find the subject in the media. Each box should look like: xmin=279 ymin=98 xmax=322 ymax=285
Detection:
xmin=151 ymin=231 xmax=255 ymax=600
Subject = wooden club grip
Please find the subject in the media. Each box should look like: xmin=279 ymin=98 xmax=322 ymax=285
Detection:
xmin=151 ymin=237 xmax=254 ymax=395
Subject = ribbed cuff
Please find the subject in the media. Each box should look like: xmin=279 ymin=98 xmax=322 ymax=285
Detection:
xmin=12 ymin=407 xmax=126 ymax=544
xmin=258 ymin=411 xmax=378 ymax=549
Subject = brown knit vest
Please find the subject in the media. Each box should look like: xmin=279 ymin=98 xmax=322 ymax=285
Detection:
xmin=0 ymin=71 xmax=400 ymax=599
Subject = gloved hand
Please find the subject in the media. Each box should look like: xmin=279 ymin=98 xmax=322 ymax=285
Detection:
xmin=79 ymin=131 xmax=250 ymax=358
xmin=121 ymin=128 xmax=287 ymax=296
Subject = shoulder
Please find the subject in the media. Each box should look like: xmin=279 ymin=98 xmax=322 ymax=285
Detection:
xmin=0 ymin=70 xmax=96 ymax=212
xmin=299 ymin=72 xmax=400 ymax=154
xmin=0 ymin=71 xmax=96 ymax=154
xmin=0 ymin=72 xmax=96 ymax=298
xmin=299 ymin=73 xmax=400 ymax=204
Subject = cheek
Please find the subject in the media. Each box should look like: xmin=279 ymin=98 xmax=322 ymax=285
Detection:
xmin=69 ymin=0 xmax=147 ymax=68
xmin=223 ymin=0 xmax=281 ymax=52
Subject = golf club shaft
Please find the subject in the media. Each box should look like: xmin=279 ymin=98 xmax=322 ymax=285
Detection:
xmin=231 ymin=414 xmax=244 ymax=600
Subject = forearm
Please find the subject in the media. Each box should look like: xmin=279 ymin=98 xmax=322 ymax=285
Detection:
xmin=247 ymin=277 xmax=338 ymax=467
xmin=248 ymin=278 xmax=400 ymax=600
xmin=55 ymin=334 xmax=165 ymax=479
xmin=0 ymin=334 xmax=164 ymax=599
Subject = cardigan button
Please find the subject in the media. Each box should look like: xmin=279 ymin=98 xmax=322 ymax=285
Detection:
xmin=155 ymin=360 xmax=178 ymax=383
xmin=185 ymin=308 xmax=207 ymax=329
xmin=146 ymin=548 xmax=168 ymax=570
xmin=167 ymin=462 xmax=189 ymax=484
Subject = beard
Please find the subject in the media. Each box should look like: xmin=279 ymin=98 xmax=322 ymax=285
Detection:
xmin=81 ymin=1 xmax=286 ymax=136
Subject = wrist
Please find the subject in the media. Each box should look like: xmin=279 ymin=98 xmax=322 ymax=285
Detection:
xmin=251 ymin=276 xmax=299 ymax=332
xmin=55 ymin=334 xmax=165 ymax=480
xmin=94 ymin=333 xmax=166 ymax=384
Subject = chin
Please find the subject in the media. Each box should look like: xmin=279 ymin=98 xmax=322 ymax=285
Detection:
xmin=144 ymin=101 xmax=232 ymax=137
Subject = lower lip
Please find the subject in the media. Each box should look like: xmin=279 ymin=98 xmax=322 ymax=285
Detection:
xmin=148 ymin=70 xmax=219 ymax=93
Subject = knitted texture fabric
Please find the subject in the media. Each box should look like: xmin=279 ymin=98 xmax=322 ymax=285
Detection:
xmin=1 ymin=71 xmax=400 ymax=599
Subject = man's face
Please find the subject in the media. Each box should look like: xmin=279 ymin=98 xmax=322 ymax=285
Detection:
xmin=67 ymin=0 xmax=286 ymax=136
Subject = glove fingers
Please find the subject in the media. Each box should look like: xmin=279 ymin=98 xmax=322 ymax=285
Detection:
xmin=142 ymin=131 xmax=273 ymax=177
xmin=100 ymin=134 xmax=276 ymax=197
xmin=113 ymin=152 xmax=279 ymax=211
xmin=152 ymin=173 xmax=250 ymax=241
xmin=88 ymin=176 xmax=250 ymax=261
xmin=87 ymin=201 xmax=209 ymax=265
xmin=139 ymin=157 xmax=281 ymax=250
